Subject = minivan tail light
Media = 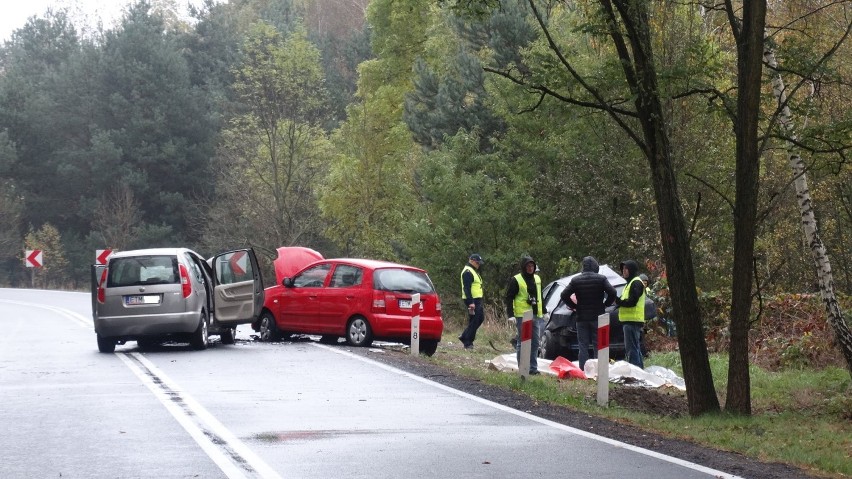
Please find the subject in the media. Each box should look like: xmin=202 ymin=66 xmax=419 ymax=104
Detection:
xmin=436 ymin=301 xmax=441 ymax=312
xmin=179 ymin=264 xmax=192 ymax=298
xmin=97 ymin=268 xmax=108 ymax=304
xmin=372 ymin=291 xmax=386 ymax=313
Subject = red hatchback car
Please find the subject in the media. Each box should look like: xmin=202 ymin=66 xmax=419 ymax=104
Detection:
xmin=253 ymin=248 xmax=444 ymax=356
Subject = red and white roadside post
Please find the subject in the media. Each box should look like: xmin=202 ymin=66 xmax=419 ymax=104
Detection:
xmin=597 ymin=312 xmax=610 ymax=406
xmin=518 ymin=309 xmax=533 ymax=379
xmin=410 ymin=293 xmax=420 ymax=356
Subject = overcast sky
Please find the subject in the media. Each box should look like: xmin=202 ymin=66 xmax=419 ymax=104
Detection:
xmin=0 ymin=0 xmax=212 ymax=43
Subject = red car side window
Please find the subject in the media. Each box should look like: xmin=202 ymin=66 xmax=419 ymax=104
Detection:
xmin=293 ymin=264 xmax=331 ymax=288
xmin=329 ymin=265 xmax=363 ymax=288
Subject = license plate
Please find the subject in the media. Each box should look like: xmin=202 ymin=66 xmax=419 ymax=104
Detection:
xmin=125 ymin=295 xmax=161 ymax=305
xmin=398 ymin=299 xmax=423 ymax=309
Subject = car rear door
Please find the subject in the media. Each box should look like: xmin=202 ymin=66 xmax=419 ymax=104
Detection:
xmin=375 ymin=268 xmax=435 ymax=316
xmin=211 ymin=249 xmax=264 ymax=326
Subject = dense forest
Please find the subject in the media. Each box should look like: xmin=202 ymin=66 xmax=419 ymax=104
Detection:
xmin=1 ymin=0 xmax=851 ymax=412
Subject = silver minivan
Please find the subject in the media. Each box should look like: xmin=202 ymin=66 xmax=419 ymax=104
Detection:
xmin=92 ymin=247 xmax=264 ymax=353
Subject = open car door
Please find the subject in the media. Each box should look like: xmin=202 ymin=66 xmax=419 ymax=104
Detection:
xmin=90 ymin=264 xmax=106 ymax=320
xmin=211 ymin=248 xmax=264 ymax=327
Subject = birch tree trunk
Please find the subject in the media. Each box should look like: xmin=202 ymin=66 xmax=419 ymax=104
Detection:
xmin=765 ymin=46 xmax=852 ymax=376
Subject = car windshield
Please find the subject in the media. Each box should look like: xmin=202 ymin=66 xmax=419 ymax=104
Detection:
xmin=373 ymin=268 xmax=434 ymax=294
xmin=107 ymin=256 xmax=179 ymax=287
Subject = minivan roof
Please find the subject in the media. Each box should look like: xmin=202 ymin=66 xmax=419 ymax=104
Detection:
xmin=108 ymin=248 xmax=196 ymax=258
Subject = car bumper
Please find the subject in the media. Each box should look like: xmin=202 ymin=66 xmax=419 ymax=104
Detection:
xmin=95 ymin=311 xmax=199 ymax=338
xmin=369 ymin=314 xmax=443 ymax=340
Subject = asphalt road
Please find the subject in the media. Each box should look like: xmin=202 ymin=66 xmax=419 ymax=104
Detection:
xmin=0 ymin=288 xmax=742 ymax=479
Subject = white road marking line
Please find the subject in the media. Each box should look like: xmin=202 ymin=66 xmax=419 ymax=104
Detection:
xmin=0 ymin=299 xmax=91 ymax=329
xmin=118 ymin=352 xmax=283 ymax=479
xmin=316 ymin=343 xmax=744 ymax=479
xmin=1 ymin=294 xmax=280 ymax=477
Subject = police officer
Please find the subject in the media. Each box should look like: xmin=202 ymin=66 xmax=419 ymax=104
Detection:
xmin=459 ymin=253 xmax=485 ymax=349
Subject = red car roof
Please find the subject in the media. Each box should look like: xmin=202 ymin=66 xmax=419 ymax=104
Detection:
xmin=328 ymin=258 xmax=426 ymax=272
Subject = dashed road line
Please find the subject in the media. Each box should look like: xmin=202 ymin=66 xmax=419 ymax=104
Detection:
xmin=118 ymin=352 xmax=282 ymax=479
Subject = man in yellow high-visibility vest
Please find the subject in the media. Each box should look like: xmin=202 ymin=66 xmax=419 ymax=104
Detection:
xmin=459 ymin=253 xmax=485 ymax=349
xmin=616 ymin=259 xmax=646 ymax=368
xmin=505 ymin=255 xmax=546 ymax=375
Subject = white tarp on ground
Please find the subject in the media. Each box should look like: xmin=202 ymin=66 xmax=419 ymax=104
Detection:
xmin=486 ymin=353 xmax=686 ymax=391
xmin=487 ymin=353 xmax=559 ymax=376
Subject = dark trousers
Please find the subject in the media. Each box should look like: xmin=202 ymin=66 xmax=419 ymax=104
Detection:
xmin=576 ymin=320 xmax=597 ymax=370
xmin=623 ymin=322 xmax=644 ymax=368
xmin=459 ymin=299 xmax=483 ymax=345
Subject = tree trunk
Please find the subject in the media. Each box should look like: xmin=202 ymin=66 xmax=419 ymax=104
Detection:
xmin=765 ymin=47 xmax=852 ymax=376
xmin=522 ymin=0 xmax=721 ymax=415
xmin=649 ymin=142 xmax=722 ymax=416
xmin=724 ymin=0 xmax=767 ymax=416
xmin=622 ymin=0 xmax=721 ymax=416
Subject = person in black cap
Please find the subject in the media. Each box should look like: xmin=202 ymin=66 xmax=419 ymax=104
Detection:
xmin=459 ymin=253 xmax=485 ymax=349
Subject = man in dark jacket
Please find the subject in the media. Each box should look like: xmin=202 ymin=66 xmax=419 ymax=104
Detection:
xmin=560 ymin=256 xmax=617 ymax=370
xmin=616 ymin=259 xmax=646 ymax=368
xmin=505 ymin=255 xmax=545 ymax=375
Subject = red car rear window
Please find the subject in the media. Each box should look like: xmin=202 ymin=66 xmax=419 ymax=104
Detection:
xmin=372 ymin=268 xmax=434 ymax=293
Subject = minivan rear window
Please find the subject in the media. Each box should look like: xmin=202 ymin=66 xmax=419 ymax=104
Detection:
xmin=373 ymin=268 xmax=434 ymax=294
xmin=107 ymin=256 xmax=179 ymax=287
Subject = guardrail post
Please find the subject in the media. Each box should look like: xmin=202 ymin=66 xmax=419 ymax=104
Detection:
xmin=518 ymin=310 xmax=533 ymax=379
xmin=410 ymin=293 xmax=420 ymax=356
xmin=597 ymin=312 xmax=610 ymax=406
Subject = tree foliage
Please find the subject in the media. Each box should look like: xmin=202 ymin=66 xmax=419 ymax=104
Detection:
xmin=203 ymin=23 xmax=331 ymax=253
xmin=0 ymin=0 xmax=849 ymax=397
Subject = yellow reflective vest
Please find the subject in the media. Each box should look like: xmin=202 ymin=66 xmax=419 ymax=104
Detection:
xmin=460 ymin=265 xmax=483 ymax=300
xmin=619 ymin=277 xmax=646 ymax=323
xmin=512 ymin=273 xmax=543 ymax=317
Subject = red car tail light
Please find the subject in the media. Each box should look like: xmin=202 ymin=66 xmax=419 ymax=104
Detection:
xmin=97 ymin=268 xmax=108 ymax=304
xmin=436 ymin=301 xmax=441 ymax=312
xmin=372 ymin=291 xmax=386 ymax=313
xmin=179 ymin=264 xmax=192 ymax=298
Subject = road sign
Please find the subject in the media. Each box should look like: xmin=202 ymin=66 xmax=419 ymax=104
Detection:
xmin=25 ymin=250 xmax=43 ymax=268
xmin=96 ymin=249 xmax=113 ymax=265
xmin=229 ymin=251 xmax=247 ymax=276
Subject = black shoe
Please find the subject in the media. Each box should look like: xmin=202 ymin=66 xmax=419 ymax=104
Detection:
xmin=529 ymin=370 xmax=540 ymax=375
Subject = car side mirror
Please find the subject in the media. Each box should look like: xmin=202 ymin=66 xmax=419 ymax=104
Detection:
xmin=283 ymin=277 xmax=294 ymax=287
